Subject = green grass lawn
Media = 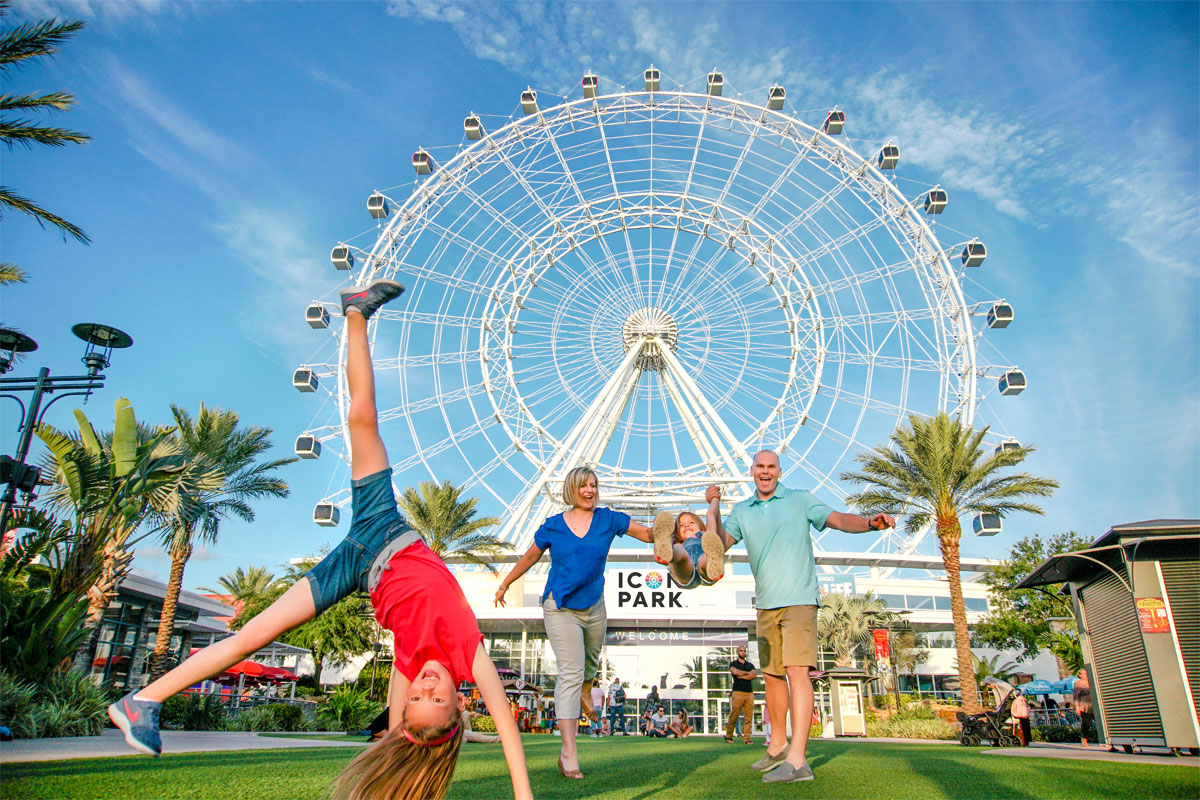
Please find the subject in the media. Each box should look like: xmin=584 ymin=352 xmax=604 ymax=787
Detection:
xmin=3 ymin=735 xmax=1195 ymax=800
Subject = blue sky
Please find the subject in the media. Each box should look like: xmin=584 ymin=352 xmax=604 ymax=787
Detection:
xmin=3 ymin=0 xmax=1197 ymax=593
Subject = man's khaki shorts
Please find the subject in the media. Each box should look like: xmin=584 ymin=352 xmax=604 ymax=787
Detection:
xmin=756 ymin=604 xmax=818 ymax=676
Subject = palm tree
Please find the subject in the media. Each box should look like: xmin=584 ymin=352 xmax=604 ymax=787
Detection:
xmin=147 ymin=404 xmax=296 ymax=681
xmin=35 ymin=400 xmax=193 ymax=626
xmin=397 ymin=480 xmax=509 ymax=573
xmin=817 ymin=592 xmax=893 ymax=668
xmin=0 ymin=2 xmax=91 ymax=284
xmin=841 ymin=412 xmax=1058 ymax=713
xmin=199 ymin=564 xmax=276 ymax=609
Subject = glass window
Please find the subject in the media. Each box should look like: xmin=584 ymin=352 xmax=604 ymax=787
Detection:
xmin=878 ymin=594 xmax=906 ymax=609
xmin=906 ymin=595 xmax=934 ymax=610
xmin=964 ymin=597 xmax=989 ymax=612
xmin=933 ymin=596 xmax=951 ymax=611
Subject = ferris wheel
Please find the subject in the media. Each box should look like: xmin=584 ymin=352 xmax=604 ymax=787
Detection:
xmin=293 ymin=68 xmax=1024 ymax=559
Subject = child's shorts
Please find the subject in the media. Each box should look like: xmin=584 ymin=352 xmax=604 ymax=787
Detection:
xmin=304 ymin=468 xmax=420 ymax=615
xmin=677 ymin=537 xmax=715 ymax=590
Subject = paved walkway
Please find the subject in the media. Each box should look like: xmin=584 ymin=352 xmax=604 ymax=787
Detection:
xmin=0 ymin=729 xmax=368 ymax=764
xmin=982 ymin=741 xmax=1199 ymax=766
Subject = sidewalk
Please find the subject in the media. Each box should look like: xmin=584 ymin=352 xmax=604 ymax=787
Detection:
xmin=0 ymin=729 xmax=368 ymax=764
xmin=982 ymin=741 xmax=1199 ymax=766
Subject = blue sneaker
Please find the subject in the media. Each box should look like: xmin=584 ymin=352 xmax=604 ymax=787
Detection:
xmin=108 ymin=691 xmax=162 ymax=755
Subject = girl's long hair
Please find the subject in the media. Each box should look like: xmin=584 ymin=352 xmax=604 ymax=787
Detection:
xmin=329 ymin=714 xmax=464 ymax=800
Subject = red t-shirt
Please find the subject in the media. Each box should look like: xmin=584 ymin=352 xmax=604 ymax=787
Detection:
xmin=369 ymin=540 xmax=483 ymax=684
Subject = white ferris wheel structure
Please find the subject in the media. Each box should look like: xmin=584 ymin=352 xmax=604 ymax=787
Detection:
xmin=294 ymin=68 xmax=1024 ymax=565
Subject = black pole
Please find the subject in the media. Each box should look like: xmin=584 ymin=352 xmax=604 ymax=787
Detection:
xmin=0 ymin=367 xmax=50 ymax=533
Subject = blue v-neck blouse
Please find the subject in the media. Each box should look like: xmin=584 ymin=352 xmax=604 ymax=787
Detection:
xmin=534 ymin=507 xmax=630 ymax=610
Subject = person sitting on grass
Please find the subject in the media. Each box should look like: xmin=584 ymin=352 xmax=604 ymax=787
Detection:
xmin=638 ymin=706 xmax=653 ymax=735
xmin=107 ymin=280 xmax=532 ymax=800
xmin=646 ymin=706 xmax=672 ymax=738
xmin=669 ymin=709 xmax=694 ymax=738
xmin=651 ymin=494 xmax=726 ymax=587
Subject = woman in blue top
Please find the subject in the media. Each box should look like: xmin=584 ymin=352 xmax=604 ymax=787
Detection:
xmin=494 ymin=466 xmax=662 ymax=780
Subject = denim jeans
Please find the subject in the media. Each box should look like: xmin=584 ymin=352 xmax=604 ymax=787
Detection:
xmin=608 ymin=704 xmax=626 ymax=733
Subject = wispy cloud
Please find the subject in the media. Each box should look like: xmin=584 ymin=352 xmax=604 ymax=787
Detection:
xmin=97 ymin=57 xmax=329 ymax=358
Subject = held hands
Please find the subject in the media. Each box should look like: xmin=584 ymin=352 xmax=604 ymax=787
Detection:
xmin=704 ymin=484 xmax=722 ymax=504
xmin=868 ymin=513 xmax=896 ymax=531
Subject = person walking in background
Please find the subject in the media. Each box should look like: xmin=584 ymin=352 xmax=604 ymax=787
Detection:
xmin=725 ymin=644 xmax=758 ymax=743
xmin=494 ymin=473 xmax=665 ymax=779
xmin=589 ymin=682 xmax=606 ymax=736
xmin=1073 ymin=668 xmax=1094 ymax=747
xmin=706 ymin=450 xmax=894 ymax=784
xmin=607 ymin=677 xmax=629 ymax=735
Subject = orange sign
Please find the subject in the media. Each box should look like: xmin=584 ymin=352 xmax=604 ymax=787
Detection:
xmin=1136 ymin=597 xmax=1170 ymax=633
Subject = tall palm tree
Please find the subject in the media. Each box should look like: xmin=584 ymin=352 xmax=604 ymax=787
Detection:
xmin=0 ymin=1 xmax=90 ymax=284
xmin=199 ymin=564 xmax=276 ymax=608
xmin=817 ymin=592 xmax=893 ymax=668
xmin=397 ymin=480 xmax=509 ymax=573
xmin=841 ymin=412 xmax=1058 ymax=713
xmin=147 ymin=404 xmax=296 ymax=681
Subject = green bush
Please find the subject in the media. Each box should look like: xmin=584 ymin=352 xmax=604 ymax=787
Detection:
xmin=0 ymin=669 xmax=109 ymax=738
xmin=1031 ymin=725 xmax=1081 ymax=743
xmin=471 ymin=714 xmax=497 ymax=733
xmin=866 ymin=717 xmax=958 ymax=740
xmin=316 ymin=686 xmax=381 ymax=734
xmin=159 ymin=693 xmax=228 ymax=731
xmin=294 ymin=686 xmax=316 ymax=698
xmin=892 ymin=705 xmax=938 ymax=721
xmin=230 ymin=704 xmax=310 ymax=732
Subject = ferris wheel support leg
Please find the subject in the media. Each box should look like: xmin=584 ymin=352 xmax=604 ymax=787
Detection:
xmin=658 ymin=367 xmax=729 ymax=475
xmin=655 ymin=336 xmax=752 ymax=474
xmin=493 ymin=340 xmax=649 ymax=546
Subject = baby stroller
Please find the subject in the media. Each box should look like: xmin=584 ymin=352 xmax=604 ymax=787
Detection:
xmin=958 ymin=689 xmax=1020 ymax=747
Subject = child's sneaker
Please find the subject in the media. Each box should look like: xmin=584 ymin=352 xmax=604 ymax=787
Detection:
xmin=701 ymin=530 xmax=725 ymax=581
xmin=651 ymin=511 xmax=675 ymax=565
xmin=340 ymin=279 xmax=405 ymax=319
xmin=107 ymin=691 xmax=162 ymax=756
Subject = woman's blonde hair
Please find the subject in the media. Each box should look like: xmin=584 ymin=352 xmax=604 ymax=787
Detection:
xmin=673 ymin=511 xmax=704 ymax=543
xmin=329 ymin=713 xmax=464 ymax=800
xmin=562 ymin=466 xmax=599 ymax=508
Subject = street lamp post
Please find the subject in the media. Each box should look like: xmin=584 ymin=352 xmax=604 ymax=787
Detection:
xmin=0 ymin=323 xmax=133 ymax=533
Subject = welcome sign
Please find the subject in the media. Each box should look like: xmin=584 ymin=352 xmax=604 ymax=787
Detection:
xmin=605 ymin=568 xmax=697 ymax=610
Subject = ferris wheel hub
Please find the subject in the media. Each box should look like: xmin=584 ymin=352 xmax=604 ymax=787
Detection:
xmin=621 ymin=307 xmax=679 ymax=371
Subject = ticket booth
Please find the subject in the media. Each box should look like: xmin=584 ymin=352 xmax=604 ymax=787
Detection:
xmin=818 ymin=668 xmax=870 ymax=737
xmin=1018 ymin=520 xmax=1199 ymax=754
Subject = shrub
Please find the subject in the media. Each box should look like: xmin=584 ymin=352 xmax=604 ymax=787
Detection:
xmin=234 ymin=702 xmax=311 ymax=732
xmin=809 ymin=721 xmax=823 ymax=738
xmin=295 ymin=686 xmax=316 ymax=698
xmin=0 ymin=669 xmax=108 ymax=738
xmin=893 ymin=705 xmax=938 ymax=721
xmin=1032 ymin=725 xmax=1080 ymax=743
xmin=866 ymin=717 xmax=958 ymax=740
xmin=316 ymin=686 xmax=380 ymax=734
xmin=159 ymin=693 xmax=228 ymax=731
xmin=471 ymin=714 xmax=497 ymax=733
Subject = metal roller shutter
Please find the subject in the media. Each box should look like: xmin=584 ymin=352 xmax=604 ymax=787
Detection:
xmin=1159 ymin=560 xmax=1200 ymax=721
xmin=1081 ymin=571 xmax=1164 ymax=741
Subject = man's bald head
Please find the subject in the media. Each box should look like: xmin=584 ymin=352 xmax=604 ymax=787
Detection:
xmin=751 ymin=449 xmax=782 ymax=499
xmin=753 ymin=449 xmax=780 ymax=469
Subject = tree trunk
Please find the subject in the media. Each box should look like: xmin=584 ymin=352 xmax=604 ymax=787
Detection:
xmin=939 ymin=520 xmax=982 ymax=714
xmin=149 ymin=540 xmax=191 ymax=682
xmin=72 ymin=538 xmax=134 ymax=672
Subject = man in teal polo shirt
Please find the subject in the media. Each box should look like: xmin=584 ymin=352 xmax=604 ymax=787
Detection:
xmin=706 ymin=449 xmax=894 ymax=784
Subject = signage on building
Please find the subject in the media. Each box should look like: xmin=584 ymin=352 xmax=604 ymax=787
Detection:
xmin=818 ymin=574 xmax=857 ymax=596
xmin=1135 ymin=597 xmax=1170 ymax=633
xmin=606 ymin=569 xmax=694 ymax=610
